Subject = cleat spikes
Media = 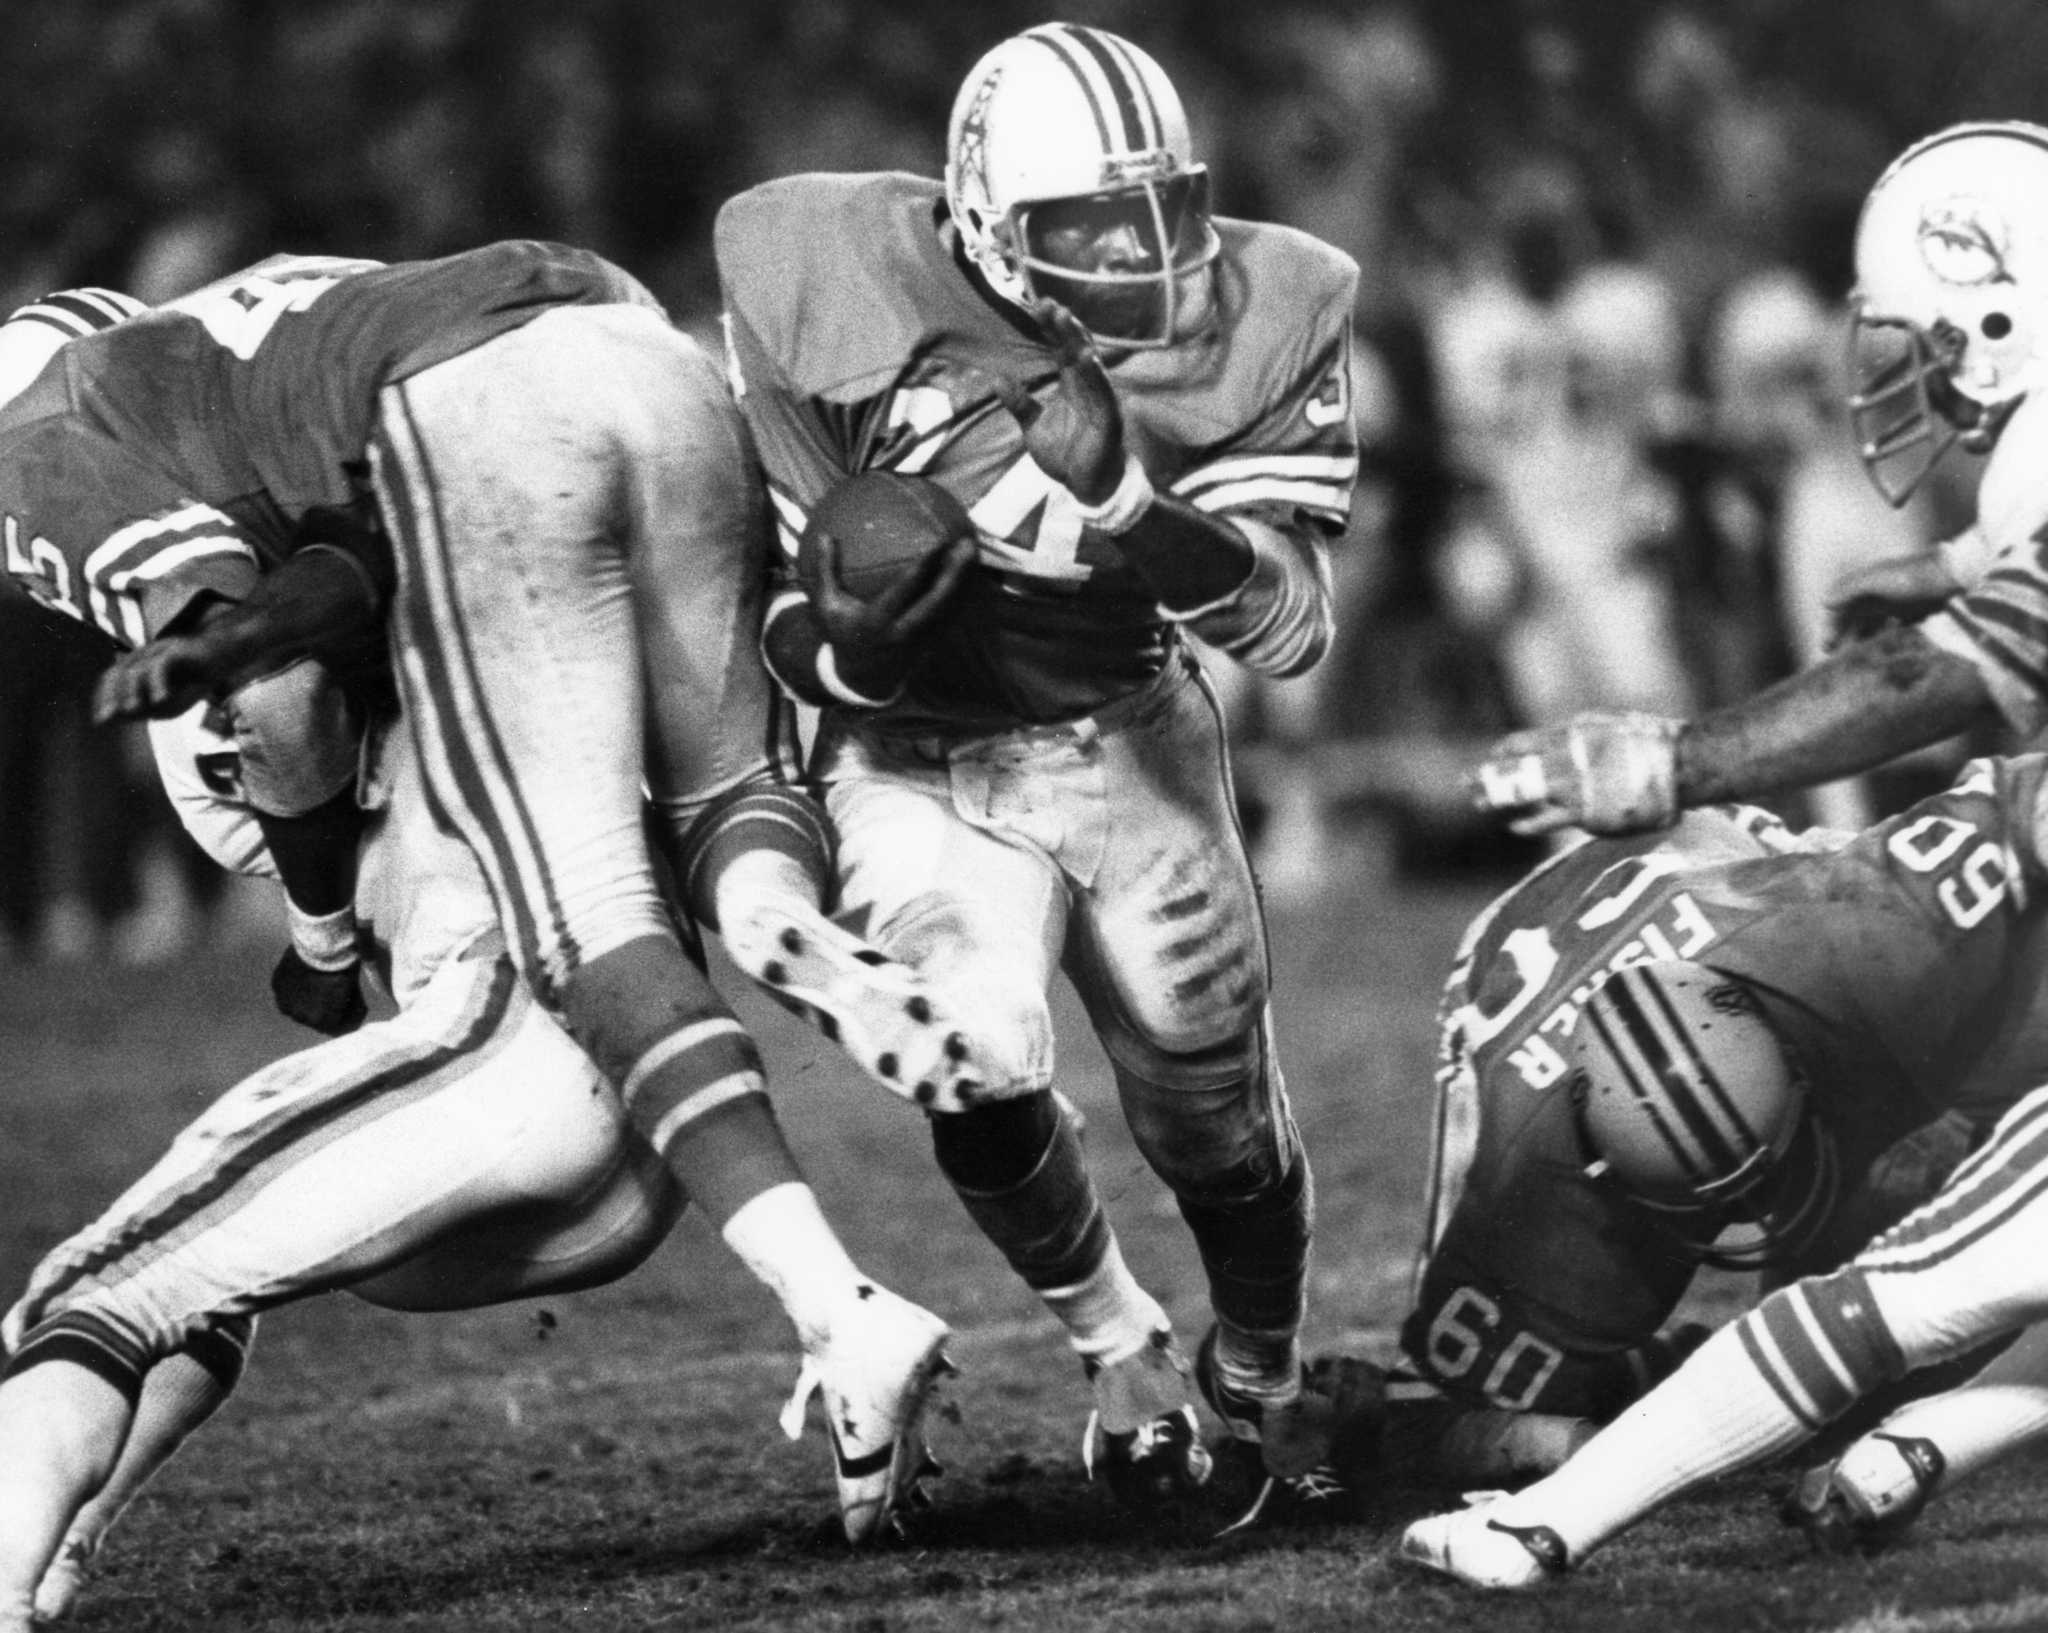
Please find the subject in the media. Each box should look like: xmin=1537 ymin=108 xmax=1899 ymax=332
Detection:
xmin=905 ymin=995 xmax=934 ymax=1024
xmin=762 ymin=959 xmax=790 ymax=987
xmin=779 ymin=926 xmax=805 ymax=953
xmin=877 ymin=1051 xmax=900 ymax=1079
xmin=943 ymin=1032 xmax=968 ymax=1060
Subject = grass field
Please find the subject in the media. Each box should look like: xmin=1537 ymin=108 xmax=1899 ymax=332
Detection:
xmin=8 ymin=861 xmax=2048 ymax=1632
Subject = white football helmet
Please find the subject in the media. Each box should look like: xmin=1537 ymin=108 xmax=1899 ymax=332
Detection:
xmin=1568 ymin=962 xmax=1837 ymax=1270
xmin=944 ymin=23 xmax=1221 ymax=349
xmin=1849 ymin=121 xmax=2048 ymax=505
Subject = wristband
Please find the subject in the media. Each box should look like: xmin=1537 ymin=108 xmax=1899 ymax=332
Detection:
xmin=287 ymin=900 xmax=359 ymax=971
xmin=1076 ymin=452 xmax=1156 ymax=536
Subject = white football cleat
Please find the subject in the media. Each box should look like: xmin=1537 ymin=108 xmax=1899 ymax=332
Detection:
xmin=723 ymin=897 xmax=987 ymax=1113
xmin=1398 ymin=1493 xmax=1571 ymax=1589
xmin=1781 ymin=1432 xmax=1945 ymax=1554
xmin=780 ymin=1284 xmax=955 ymax=1545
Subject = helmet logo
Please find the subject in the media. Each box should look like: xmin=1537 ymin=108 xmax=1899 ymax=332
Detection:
xmin=955 ymin=69 xmax=1000 ymax=205
xmin=1098 ymin=149 xmax=1177 ymax=187
xmin=1917 ymin=196 xmax=2015 ymax=286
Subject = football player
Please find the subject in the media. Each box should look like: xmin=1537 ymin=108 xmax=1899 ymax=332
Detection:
xmin=0 ymin=701 xmax=953 ymax=1630
xmin=1396 ymin=755 xmax=2048 ymax=1589
xmin=714 ymin=22 xmax=1359 ymax=1521
xmin=1396 ymin=759 xmax=2048 ymax=1487
xmin=0 ymin=249 xmax=977 ymax=1579
xmin=1470 ymin=123 xmax=2048 ymax=841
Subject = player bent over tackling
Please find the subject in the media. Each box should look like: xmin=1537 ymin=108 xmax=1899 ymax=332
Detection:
xmin=1398 ymin=754 xmax=2048 ymax=1586
xmin=1389 ymin=758 xmax=2048 ymax=1487
xmin=0 ymin=705 xmax=953 ymax=1631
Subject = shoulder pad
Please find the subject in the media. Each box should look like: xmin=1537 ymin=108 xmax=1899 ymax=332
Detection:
xmin=716 ymin=172 xmax=957 ymax=404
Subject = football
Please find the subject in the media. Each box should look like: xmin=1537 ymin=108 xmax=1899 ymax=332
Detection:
xmin=796 ymin=471 xmax=976 ymax=602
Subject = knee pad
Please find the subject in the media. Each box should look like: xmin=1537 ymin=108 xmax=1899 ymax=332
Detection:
xmin=1109 ymin=1011 xmax=1295 ymax=1206
xmin=227 ymin=658 xmax=362 ymax=817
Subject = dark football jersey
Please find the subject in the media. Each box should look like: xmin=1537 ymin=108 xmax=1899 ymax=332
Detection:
xmin=0 ymin=242 xmax=656 ymax=646
xmin=715 ymin=171 xmax=1358 ymax=730
xmin=1406 ymin=756 xmax=2048 ymax=1415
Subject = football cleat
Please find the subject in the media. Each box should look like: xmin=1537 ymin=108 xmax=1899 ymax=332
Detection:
xmin=1194 ymin=1327 xmax=1364 ymax=1534
xmin=723 ymin=897 xmax=987 ymax=1113
xmin=1779 ymin=1432 xmax=1945 ymax=1555
xmin=779 ymin=1284 xmax=956 ymax=1545
xmin=1398 ymin=1493 xmax=1572 ymax=1589
xmin=1081 ymin=1330 xmax=1213 ymax=1514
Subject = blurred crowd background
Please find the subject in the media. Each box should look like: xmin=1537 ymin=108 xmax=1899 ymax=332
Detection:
xmin=4 ymin=0 xmax=2044 ymax=958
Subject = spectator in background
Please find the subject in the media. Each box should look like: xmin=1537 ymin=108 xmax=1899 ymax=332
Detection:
xmin=1426 ymin=160 xmax=1697 ymax=736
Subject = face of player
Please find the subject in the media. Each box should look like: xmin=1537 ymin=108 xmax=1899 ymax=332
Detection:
xmin=1018 ymin=173 xmax=1219 ymax=346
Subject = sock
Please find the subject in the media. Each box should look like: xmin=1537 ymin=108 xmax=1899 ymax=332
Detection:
xmin=1176 ymin=1143 xmax=1312 ymax=1401
xmin=1496 ymin=1320 xmax=1811 ymax=1560
xmin=934 ymin=1093 xmax=1162 ymax=1363
xmin=565 ymin=934 xmax=803 ymax=1225
xmin=721 ymin=1182 xmax=870 ymax=1352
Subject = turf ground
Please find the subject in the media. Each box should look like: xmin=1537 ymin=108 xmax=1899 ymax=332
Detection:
xmin=7 ymin=858 xmax=2048 ymax=1632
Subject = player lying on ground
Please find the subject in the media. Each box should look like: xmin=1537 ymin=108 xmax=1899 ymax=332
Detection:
xmin=0 ymin=703 xmax=957 ymax=1632
xmin=1469 ymin=122 xmax=2048 ymax=840
xmin=1390 ymin=758 xmax=2048 ymax=1484
xmin=716 ymin=21 xmax=1362 ymax=1527
xmin=1395 ymin=763 xmax=2048 ymax=1586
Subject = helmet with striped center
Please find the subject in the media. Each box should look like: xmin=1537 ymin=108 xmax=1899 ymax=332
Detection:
xmin=944 ymin=22 xmax=1221 ymax=349
xmin=1568 ymin=961 xmax=1837 ymax=1270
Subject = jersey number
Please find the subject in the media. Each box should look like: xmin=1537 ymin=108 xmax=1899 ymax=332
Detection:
xmin=169 ymin=258 xmax=361 ymax=360
xmin=3 ymin=515 xmax=80 ymax=622
xmin=1424 ymin=1286 xmax=1566 ymax=1411
xmin=1887 ymin=812 xmax=2013 ymax=930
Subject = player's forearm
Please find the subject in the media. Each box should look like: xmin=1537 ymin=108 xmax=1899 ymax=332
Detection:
xmin=1675 ymin=627 xmax=1996 ymax=805
xmin=1131 ymin=508 xmax=1332 ymax=677
xmin=759 ymin=590 xmax=905 ymax=709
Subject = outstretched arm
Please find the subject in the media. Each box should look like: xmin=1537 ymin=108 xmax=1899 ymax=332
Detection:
xmin=1474 ymin=625 xmax=1996 ymax=837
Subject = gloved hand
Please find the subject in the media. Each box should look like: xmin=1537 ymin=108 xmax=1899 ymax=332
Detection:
xmin=1471 ymin=712 xmax=1685 ymax=837
xmin=271 ymin=945 xmax=367 ymax=1036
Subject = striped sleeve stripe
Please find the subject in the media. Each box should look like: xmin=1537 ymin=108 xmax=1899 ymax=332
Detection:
xmin=83 ymin=504 xmax=255 ymax=646
xmin=620 ymin=1016 xmax=770 ymax=1159
xmin=1174 ymin=453 xmax=1357 ymax=519
xmin=766 ymin=486 xmax=808 ymax=561
xmin=6 ymin=287 xmax=145 ymax=337
xmin=5 ymin=1310 xmax=152 ymax=1400
xmin=1182 ymin=477 xmax=1352 ymax=518
xmin=1735 ymin=1271 xmax=1901 ymax=1429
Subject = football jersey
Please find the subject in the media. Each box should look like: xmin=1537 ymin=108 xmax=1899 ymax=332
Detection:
xmin=1409 ymin=756 xmax=2048 ymax=1415
xmin=1921 ymin=390 xmax=2048 ymax=733
xmin=0 ymin=241 xmax=655 ymax=647
xmin=716 ymin=171 xmax=1358 ymax=730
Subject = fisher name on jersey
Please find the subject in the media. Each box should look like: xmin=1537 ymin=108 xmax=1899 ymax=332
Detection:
xmin=715 ymin=170 xmax=1358 ymax=730
xmin=1410 ymin=756 xmax=2048 ymax=1418
xmin=0 ymin=241 xmax=655 ymax=648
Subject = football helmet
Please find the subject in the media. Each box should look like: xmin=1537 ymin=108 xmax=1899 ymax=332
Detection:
xmin=1567 ymin=962 xmax=1837 ymax=1270
xmin=1848 ymin=122 xmax=2048 ymax=505
xmin=944 ymin=23 xmax=1221 ymax=349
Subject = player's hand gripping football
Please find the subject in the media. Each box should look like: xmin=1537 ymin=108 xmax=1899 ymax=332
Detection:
xmin=1471 ymin=712 xmax=1685 ymax=837
xmin=807 ymin=528 xmax=976 ymax=695
xmin=993 ymin=298 xmax=1128 ymax=506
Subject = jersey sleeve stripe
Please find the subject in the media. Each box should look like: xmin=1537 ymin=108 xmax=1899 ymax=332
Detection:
xmin=1181 ymin=476 xmax=1351 ymax=517
xmin=1172 ymin=451 xmax=1360 ymax=489
xmin=766 ymin=485 xmax=807 ymax=561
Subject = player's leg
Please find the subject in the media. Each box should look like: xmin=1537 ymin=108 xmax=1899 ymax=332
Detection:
xmin=376 ymin=311 xmax=949 ymax=1539
xmin=821 ymin=728 xmax=1194 ymax=1496
xmin=1065 ymin=660 xmax=1321 ymax=1489
xmin=31 ymin=1319 xmax=254 ymax=1623
xmin=1399 ymin=1081 xmax=2048 ymax=1586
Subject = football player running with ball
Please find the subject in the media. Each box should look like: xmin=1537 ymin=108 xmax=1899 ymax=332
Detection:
xmin=1394 ymin=761 xmax=2048 ymax=1493
xmin=715 ymin=22 xmax=1360 ymax=1523
xmin=1470 ymin=123 xmax=2048 ymax=841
